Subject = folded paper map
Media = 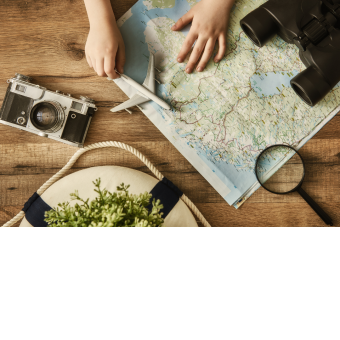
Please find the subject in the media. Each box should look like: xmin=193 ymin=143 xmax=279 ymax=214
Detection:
xmin=113 ymin=0 xmax=339 ymax=208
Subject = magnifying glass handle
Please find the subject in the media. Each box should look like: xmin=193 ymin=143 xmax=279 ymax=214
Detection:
xmin=297 ymin=187 xmax=333 ymax=226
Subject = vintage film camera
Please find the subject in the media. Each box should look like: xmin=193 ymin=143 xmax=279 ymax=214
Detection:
xmin=0 ymin=74 xmax=97 ymax=147
xmin=240 ymin=0 xmax=340 ymax=106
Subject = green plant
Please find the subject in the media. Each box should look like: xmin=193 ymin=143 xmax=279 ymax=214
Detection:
xmin=44 ymin=179 xmax=164 ymax=227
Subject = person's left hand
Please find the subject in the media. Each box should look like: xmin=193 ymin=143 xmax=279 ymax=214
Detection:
xmin=171 ymin=0 xmax=235 ymax=73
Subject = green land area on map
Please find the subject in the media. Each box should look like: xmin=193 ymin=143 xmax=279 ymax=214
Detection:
xmin=117 ymin=0 xmax=339 ymax=204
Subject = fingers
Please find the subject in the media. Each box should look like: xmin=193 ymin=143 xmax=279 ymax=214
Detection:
xmin=104 ymin=55 xmax=118 ymax=80
xmin=86 ymin=53 xmax=93 ymax=69
xmin=185 ymin=36 xmax=207 ymax=73
xmin=91 ymin=57 xmax=97 ymax=73
xmin=181 ymin=34 xmax=226 ymax=73
xmin=196 ymin=38 xmax=216 ymax=72
xmin=173 ymin=9 xmax=196 ymax=64
xmin=214 ymin=34 xmax=227 ymax=62
xmin=177 ymin=31 xmax=198 ymax=63
xmin=90 ymin=45 xmax=124 ymax=79
xmin=115 ymin=42 xmax=126 ymax=74
xmin=96 ymin=58 xmax=106 ymax=77
xmin=171 ymin=10 xmax=194 ymax=31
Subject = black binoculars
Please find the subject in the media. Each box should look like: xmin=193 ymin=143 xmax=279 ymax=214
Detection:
xmin=240 ymin=0 xmax=340 ymax=106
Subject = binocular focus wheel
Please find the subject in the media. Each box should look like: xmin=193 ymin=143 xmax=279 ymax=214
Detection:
xmin=290 ymin=67 xmax=332 ymax=107
xmin=240 ymin=7 xmax=278 ymax=47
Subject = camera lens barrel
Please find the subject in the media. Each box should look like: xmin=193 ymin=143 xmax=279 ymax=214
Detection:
xmin=240 ymin=7 xmax=278 ymax=47
xmin=30 ymin=101 xmax=65 ymax=133
xmin=290 ymin=67 xmax=332 ymax=106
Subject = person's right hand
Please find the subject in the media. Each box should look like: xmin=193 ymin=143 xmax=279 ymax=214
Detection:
xmin=85 ymin=19 xmax=125 ymax=79
xmin=172 ymin=0 xmax=235 ymax=73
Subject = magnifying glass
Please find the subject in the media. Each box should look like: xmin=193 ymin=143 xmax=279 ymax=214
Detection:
xmin=255 ymin=145 xmax=333 ymax=226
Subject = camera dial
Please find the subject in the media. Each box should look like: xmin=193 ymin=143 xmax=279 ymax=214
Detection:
xmin=14 ymin=73 xmax=32 ymax=83
xmin=30 ymin=101 xmax=65 ymax=133
xmin=80 ymin=95 xmax=95 ymax=104
xmin=17 ymin=117 xmax=26 ymax=125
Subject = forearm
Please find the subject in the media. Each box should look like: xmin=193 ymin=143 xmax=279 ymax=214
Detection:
xmin=84 ymin=0 xmax=125 ymax=78
xmin=83 ymin=0 xmax=116 ymax=27
xmin=212 ymin=0 xmax=235 ymax=11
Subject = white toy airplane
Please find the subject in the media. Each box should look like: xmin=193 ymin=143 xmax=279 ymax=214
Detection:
xmin=110 ymin=53 xmax=171 ymax=114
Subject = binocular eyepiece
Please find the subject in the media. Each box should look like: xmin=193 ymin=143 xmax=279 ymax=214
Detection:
xmin=240 ymin=0 xmax=340 ymax=107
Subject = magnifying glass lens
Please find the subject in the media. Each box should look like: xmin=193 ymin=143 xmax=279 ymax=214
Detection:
xmin=255 ymin=145 xmax=333 ymax=226
xmin=256 ymin=146 xmax=305 ymax=194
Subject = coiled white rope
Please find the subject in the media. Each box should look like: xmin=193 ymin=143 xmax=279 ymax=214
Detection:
xmin=2 ymin=141 xmax=211 ymax=228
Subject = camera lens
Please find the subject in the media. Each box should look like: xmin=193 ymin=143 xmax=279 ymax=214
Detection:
xmin=33 ymin=104 xmax=55 ymax=127
xmin=30 ymin=101 xmax=65 ymax=133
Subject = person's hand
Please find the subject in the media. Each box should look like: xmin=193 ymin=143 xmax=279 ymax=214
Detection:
xmin=83 ymin=0 xmax=125 ymax=79
xmin=171 ymin=0 xmax=235 ymax=73
xmin=85 ymin=19 xmax=125 ymax=79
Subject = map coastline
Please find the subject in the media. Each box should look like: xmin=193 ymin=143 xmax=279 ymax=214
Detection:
xmin=115 ymin=0 xmax=340 ymax=208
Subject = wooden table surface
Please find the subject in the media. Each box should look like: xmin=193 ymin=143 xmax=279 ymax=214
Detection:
xmin=0 ymin=0 xmax=339 ymax=227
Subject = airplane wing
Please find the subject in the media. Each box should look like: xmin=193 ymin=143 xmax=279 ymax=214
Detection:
xmin=142 ymin=53 xmax=155 ymax=93
xmin=110 ymin=93 xmax=149 ymax=113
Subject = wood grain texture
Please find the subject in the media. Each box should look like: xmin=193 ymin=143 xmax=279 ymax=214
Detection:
xmin=0 ymin=0 xmax=339 ymax=227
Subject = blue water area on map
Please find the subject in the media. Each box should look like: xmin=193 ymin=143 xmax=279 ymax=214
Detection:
xmin=191 ymin=141 xmax=257 ymax=202
xmin=251 ymin=70 xmax=340 ymax=98
xmin=250 ymin=70 xmax=299 ymax=97
xmin=119 ymin=0 xmax=259 ymax=203
xmin=118 ymin=1 xmax=340 ymax=206
xmin=119 ymin=0 xmax=191 ymax=85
